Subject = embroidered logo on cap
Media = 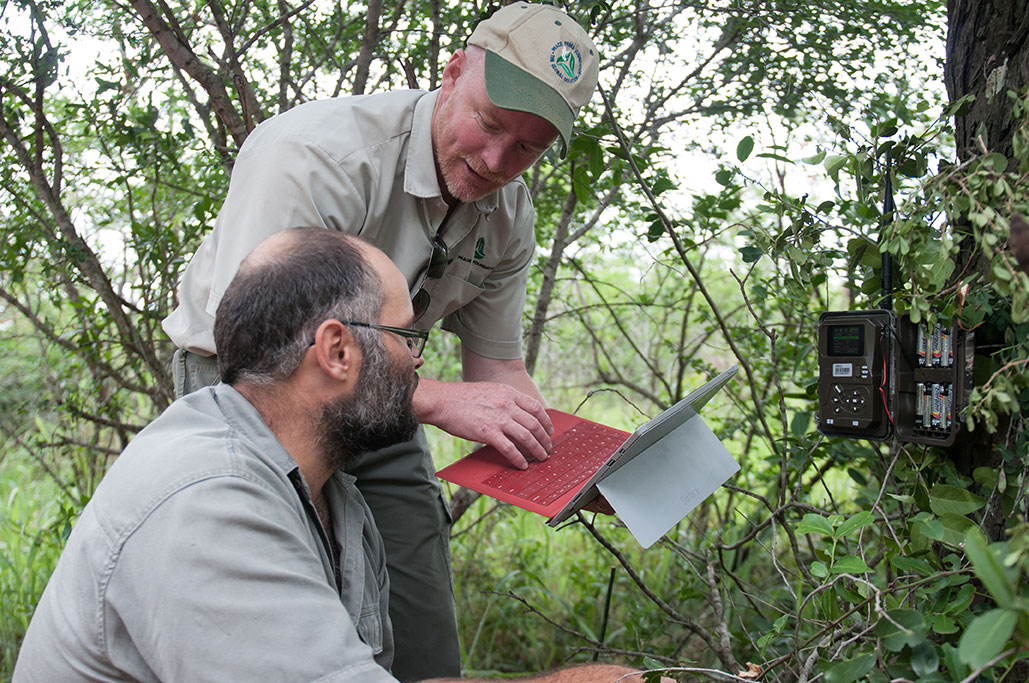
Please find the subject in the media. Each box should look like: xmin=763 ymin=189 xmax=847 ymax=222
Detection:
xmin=550 ymin=41 xmax=582 ymax=83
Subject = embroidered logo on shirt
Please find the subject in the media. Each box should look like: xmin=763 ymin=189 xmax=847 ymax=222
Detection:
xmin=474 ymin=237 xmax=486 ymax=260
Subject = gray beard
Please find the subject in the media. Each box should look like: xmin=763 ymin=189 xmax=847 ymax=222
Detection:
xmin=316 ymin=340 xmax=419 ymax=469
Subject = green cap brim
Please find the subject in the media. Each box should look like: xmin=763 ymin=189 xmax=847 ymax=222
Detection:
xmin=483 ymin=50 xmax=573 ymax=158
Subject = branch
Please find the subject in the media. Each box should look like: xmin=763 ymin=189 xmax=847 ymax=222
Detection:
xmin=127 ymin=0 xmax=249 ymax=147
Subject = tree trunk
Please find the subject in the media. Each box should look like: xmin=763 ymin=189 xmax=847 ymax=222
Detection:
xmin=945 ymin=0 xmax=1029 ymax=161
xmin=944 ymin=0 xmax=1028 ymax=547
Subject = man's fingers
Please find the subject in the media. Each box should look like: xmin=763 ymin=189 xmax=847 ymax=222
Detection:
xmin=492 ymin=438 xmax=530 ymax=469
xmin=510 ymin=411 xmax=553 ymax=456
xmin=513 ymin=392 xmax=554 ymax=434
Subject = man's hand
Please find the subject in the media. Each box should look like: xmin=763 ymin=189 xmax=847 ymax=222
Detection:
xmin=414 ymin=377 xmax=553 ymax=468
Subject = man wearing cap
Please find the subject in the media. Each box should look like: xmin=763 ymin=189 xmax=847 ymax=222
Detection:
xmin=162 ymin=4 xmax=599 ymax=680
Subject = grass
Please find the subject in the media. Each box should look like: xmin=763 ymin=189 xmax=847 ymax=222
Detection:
xmin=0 ymin=457 xmax=72 ymax=680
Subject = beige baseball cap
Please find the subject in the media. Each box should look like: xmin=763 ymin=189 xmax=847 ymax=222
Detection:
xmin=468 ymin=3 xmax=599 ymax=157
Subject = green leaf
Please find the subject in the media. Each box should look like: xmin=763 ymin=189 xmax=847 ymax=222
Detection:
xmin=796 ymin=513 xmax=835 ymax=537
xmin=915 ymin=515 xmax=945 ymax=541
xmin=736 ymin=136 xmax=754 ymax=162
xmin=822 ymin=652 xmax=876 ymax=683
xmin=981 ymin=152 xmax=1008 ymax=173
xmin=790 ymin=411 xmax=810 ymax=437
xmin=714 ymin=168 xmax=734 ymax=186
xmin=933 ymin=614 xmax=959 ymax=635
xmin=993 ymin=262 xmax=1013 ymax=282
xmin=739 ymin=246 xmax=763 ymax=263
xmin=929 ymin=485 xmax=986 ymax=516
xmin=875 ymin=609 xmax=925 ymax=652
xmin=831 ymin=554 xmax=873 ymax=574
xmin=756 ymin=152 xmax=792 ymax=163
xmin=964 ymin=527 xmax=1016 ymax=607
xmin=811 ymin=560 xmax=829 ymax=578
xmin=572 ymin=165 xmax=591 ymax=203
xmin=95 ymin=77 xmax=121 ymax=95
xmin=939 ymin=513 xmax=976 ymax=547
xmin=802 ymin=149 xmax=827 ymax=164
xmin=890 ymin=554 xmax=935 ymax=577
xmin=651 ymin=177 xmax=676 ymax=195
xmin=958 ymin=609 xmax=1017 ymax=669
xmin=911 ymin=641 xmax=940 ymax=677
xmin=835 ymin=511 xmax=874 ymax=538
xmin=824 ymin=154 xmax=849 ymax=177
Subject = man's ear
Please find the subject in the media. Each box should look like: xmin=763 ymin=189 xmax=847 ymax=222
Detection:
xmin=310 ymin=319 xmax=359 ymax=383
xmin=440 ymin=49 xmax=466 ymax=91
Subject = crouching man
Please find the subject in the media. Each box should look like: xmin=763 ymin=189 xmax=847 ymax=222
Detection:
xmin=14 ymin=228 xmax=652 ymax=683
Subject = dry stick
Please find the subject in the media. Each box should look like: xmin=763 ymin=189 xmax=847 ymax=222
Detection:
xmin=128 ymin=0 xmax=249 ymax=147
xmin=796 ymin=630 xmax=835 ymax=683
xmin=705 ymin=563 xmax=735 ymax=663
xmin=594 ymin=567 xmax=617 ymax=661
xmin=958 ymin=648 xmax=1020 ymax=683
xmin=869 ymin=448 xmax=906 ymax=551
xmin=448 ymin=501 xmax=501 ymax=540
xmin=576 ymin=513 xmax=740 ymax=672
xmin=617 ymin=667 xmax=758 ymax=683
xmin=487 ymin=590 xmax=677 ymax=665
xmin=729 ymin=268 xmax=791 ymax=507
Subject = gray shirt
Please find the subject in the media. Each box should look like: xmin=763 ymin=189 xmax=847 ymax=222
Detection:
xmin=13 ymin=386 xmax=397 ymax=683
xmin=162 ymin=89 xmax=536 ymax=360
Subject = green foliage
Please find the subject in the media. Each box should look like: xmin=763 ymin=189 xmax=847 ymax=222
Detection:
xmin=3 ymin=1 xmax=1026 ymax=682
xmin=0 ymin=459 xmax=78 ymax=679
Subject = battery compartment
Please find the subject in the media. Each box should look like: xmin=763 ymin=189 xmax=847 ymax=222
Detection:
xmin=892 ymin=314 xmax=970 ymax=446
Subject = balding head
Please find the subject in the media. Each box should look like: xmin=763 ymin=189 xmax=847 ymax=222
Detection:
xmin=214 ymin=228 xmax=385 ymax=385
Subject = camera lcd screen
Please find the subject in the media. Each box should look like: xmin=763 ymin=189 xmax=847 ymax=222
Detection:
xmin=827 ymin=324 xmax=864 ymax=357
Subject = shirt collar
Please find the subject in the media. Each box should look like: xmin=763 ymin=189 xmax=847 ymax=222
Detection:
xmin=209 ymin=383 xmax=358 ymax=489
xmin=210 ymin=384 xmax=300 ymax=474
xmin=405 ymin=89 xmax=499 ymax=214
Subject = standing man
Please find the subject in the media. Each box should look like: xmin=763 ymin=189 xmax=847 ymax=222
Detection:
xmin=162 ymin=4 xmax=600 ymax=680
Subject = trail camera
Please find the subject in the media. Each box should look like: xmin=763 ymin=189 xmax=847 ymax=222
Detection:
xmin=816 ymin=311 xmax=971 ymax=446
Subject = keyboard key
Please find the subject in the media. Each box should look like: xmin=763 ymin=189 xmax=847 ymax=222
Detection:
xmin=483 ymin=421 xmax=622 ymax=503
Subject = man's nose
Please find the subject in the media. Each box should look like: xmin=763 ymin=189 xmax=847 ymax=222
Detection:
xmin=413 ymin=354 xmax=425 ymax=371
xmin=480 ymin=139 xmax=511 ymax=175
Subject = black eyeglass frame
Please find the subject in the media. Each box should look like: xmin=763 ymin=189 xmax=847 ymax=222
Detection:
xmin=309 ymin=321 xmax=429 ymax=357
xmin=341 ymin=321 xmax=429 ymax=358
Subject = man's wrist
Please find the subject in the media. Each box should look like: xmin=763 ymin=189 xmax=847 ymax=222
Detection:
xmin=412 ymin=376 xmax=446 ymax=424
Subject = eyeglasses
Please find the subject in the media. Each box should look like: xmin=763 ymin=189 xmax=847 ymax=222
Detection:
xmin=339 ymin=321 xmax=429 ymax=358
xmin=412 ymin=234 xmax=449 ymax=318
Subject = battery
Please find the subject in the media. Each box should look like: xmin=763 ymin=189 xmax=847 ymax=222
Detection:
xmin=915 ymin=382 xmax=927 ymax=426
xmin=916 ymin=326 xmax=928 ymax=366
xmin=922 ymin=383 xmax=934 ymax=429
xmin=941 ymin=327 xmax=952 ymax=367
xmin=941 ymin=385 xmax=952 ymax=430
xmin=931 ymin=383 xmax=943 ymax=429
xmin=931 ymin=325 xmax=943 ymax=367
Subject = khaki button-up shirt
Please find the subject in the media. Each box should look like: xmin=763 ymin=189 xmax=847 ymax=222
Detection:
xmin=14 ymin=386 xmax=396 ymax=683
xmin=163 ymin=89 xmax=536 ymax=360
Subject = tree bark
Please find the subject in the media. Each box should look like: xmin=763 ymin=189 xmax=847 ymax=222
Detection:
xmin=945 ymin=0 xmax=1029 ymax=161
xmin=944 ymin=0 xmax=1028 ymax=567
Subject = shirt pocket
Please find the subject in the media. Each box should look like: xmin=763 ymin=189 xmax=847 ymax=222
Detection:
xmin=416 ymin=273 xmax=485 ymax=326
